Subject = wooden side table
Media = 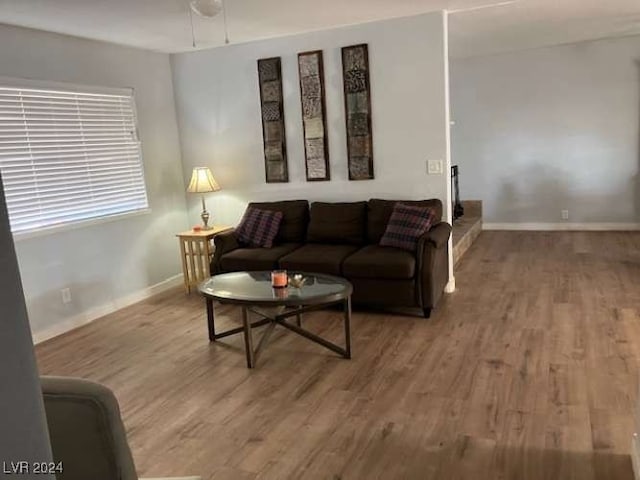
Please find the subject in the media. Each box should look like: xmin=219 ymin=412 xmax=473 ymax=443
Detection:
xmin=177 ymin=226 xmax=232 ymax=293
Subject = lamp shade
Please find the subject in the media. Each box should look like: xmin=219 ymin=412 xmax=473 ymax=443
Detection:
xmin=187 ymin=167 xmax=221 ymax=193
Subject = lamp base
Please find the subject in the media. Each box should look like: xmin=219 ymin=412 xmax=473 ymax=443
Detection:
xmin=201 ymin=208 xmax=213 ymax=230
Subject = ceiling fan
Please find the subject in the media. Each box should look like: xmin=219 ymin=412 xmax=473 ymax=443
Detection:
xmin=188 ymin=0 xmax=229 ymax=46
xmin=190 ymin=0 xmax=223 ymax=18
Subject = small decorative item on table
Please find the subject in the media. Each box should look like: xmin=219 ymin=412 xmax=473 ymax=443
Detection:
xmin=271 ymin=270 xmax=288 ymax=288
xmin=288 ymin=274 xmax=306 ymax=289
xmin=272 ymin=287 xmax=289 ymax=299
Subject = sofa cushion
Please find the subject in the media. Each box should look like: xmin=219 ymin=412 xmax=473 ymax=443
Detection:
xmin=236 ymin=207 xmax=283 ymax=248
xmin=306 ymin=201 xmax=366 ymax=245
xmin=380 ymin=204 xmax=436 ymax=252
xmin=248 ymin=200 xmax=309 ymax=243
xmin=343 ymin=245 xmax=416 ymax=279
xmin=220 ymin=243 xmax=302 ymax=272
xmin=367 ymin=198 xmax=443 ymax=244
xmin=279 ymin=244 xmax=360 ymax=275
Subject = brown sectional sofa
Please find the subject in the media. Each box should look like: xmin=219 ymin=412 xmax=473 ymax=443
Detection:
xmin=211 ymin=199 xmax=451 ymax=317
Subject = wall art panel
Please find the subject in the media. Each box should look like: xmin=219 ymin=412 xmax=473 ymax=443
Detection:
xmin=298 ymin=50 xmax=330 ymax=181
xmin=341 ymin=44 xmax=374 ymax=180
xmin=258 ymin=57 xmax=288 ymax=183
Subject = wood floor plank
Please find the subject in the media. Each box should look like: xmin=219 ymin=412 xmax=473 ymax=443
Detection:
xmin=35 ymin=231 xmax=640 ymax=479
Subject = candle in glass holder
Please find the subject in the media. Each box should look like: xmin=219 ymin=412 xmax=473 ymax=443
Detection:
xmin=271 ymin=270 xmax=288 ymax=288
xmin=273 ymin=287 xmax=289 ymax=299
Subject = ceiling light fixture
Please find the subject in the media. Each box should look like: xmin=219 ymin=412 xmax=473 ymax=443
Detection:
xmin=188 ymin=0 xmax=230 ymax=48
xmin=190 ymin=0 xmax=223 ymax=18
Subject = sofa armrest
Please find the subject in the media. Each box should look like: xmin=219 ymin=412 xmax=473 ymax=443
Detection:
xmin=210 ymin=229 xmax=240 ymax=275
xmin=214 ymin=229 xmax=239 ymax=253
xmin=425 ymin=222 xmax=452 ymax=249
xmin=416 ymin=222 xmax=452 ymax=311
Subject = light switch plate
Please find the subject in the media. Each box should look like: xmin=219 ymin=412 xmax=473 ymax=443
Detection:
xmin=427 ymin=159 xmax=443 ymax=175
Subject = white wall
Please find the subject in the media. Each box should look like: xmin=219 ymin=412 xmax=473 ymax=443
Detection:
xmin=0 ymin=171 xmax=54 ymax=476
xmin=0 ymin=25 xmax=188 ymax=339
xmin=451 ymin=35 xmax=640 ymax=227
xmin=171 ymin=12 xmax=451 ymax=229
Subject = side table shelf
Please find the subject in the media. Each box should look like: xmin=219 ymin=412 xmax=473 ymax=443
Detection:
xmin=177 ymin=226 xmax=231 ymax=293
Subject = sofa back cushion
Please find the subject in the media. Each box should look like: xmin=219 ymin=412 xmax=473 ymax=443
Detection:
xmin=248 ymin=200 xmax=309 ymax=243
xmin=307 ymin=201 xmax=367 ymax=245
xmin=367 ymin=198 xmax=443 ymax=244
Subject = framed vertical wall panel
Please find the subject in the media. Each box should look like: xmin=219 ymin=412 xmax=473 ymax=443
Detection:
xmin=258 ymin=57 xmax=288 ymax=183
xmin=298 ymin=50 xmax=330 ymax=181
xmin=341 ymin=44 xmax=374 ymax=180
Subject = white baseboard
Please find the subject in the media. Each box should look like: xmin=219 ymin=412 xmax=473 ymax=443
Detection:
xmin=483 ymin=222 xmax=640 ymax=231
xmin=632 ymin=434 xmax=640 ymax=480
xmin=445 ymin=277 xmax=456 ymax=293
xmin=32 ymin=274 xmax=184 ymax=345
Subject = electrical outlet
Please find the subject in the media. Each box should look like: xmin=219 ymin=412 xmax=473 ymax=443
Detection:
xmin=561 ymin=209 xmax=569 ymax=221
xmin=61 ymin=288 xmax=72 ymax=304
xmin=427 ymin=159 xmax=443 ymax=175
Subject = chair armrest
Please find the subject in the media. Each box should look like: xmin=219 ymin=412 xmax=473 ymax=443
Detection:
xmin=424 ymin=222 xmax=452 ymax=249
xmin=41 ymin=376 xmax=138 ymax=480
xmin=211 ymin=229 xmax=240 ymax=274
xmin=42 ymin=376 xmax=202 ymax=480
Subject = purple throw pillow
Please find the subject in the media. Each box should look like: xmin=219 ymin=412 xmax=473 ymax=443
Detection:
xmin=236 ymin=207 xmax=283 ymax=248
xmin=379 ymin=203 xmax=436 ymax=252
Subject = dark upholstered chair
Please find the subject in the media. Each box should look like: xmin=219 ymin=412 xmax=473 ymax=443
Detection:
xmin=41 ymin=376 xmax=200 ymax=480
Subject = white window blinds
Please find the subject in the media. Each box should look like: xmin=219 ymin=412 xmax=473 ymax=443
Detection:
xmin=0 ymin=82 xmax=149 ymax=235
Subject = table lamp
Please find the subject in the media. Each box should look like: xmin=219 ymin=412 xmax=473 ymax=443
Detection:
xmin=187 ymin=167 xmax=221 ymax=230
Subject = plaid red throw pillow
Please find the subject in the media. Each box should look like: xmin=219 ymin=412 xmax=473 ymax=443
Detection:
xmin=236 ymin=207 xmax=283 ymax=248
xmin=379 ymin=203 xmax=436 ymax=252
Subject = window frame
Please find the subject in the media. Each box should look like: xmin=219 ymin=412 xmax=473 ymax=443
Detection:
xmin=0 ymin=76 xmax=151 ymax=240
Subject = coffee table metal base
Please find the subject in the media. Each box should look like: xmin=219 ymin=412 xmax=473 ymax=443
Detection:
xmin=205 ymin=298 xmax=352 ymax=368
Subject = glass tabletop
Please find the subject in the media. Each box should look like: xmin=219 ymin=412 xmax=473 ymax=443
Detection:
xmin=198 ymin=271 xmax=353 ymax=306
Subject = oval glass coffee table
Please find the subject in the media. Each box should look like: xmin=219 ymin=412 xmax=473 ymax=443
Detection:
xmin=198 ymin=271 xmax=353 ymax=368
